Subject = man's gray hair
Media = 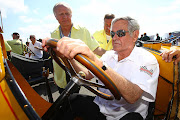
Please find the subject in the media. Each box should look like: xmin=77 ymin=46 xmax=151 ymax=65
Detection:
xmin=111 ymin=16 xmax=140 ymax=36
xmin=53 ymin=2 xmax=72 ymax=15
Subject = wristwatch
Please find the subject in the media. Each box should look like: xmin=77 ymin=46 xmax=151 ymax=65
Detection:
xmin=101 ymin=62 xmax=108 ymax=71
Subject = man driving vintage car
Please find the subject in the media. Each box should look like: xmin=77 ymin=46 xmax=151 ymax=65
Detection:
xmin=42 ymin=16 xmax=159 ymax=120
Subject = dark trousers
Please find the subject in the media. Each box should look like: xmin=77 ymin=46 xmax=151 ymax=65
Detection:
xmin=60 ymin=94 xmax=106 ymax=120
xmin=58 ymin=94 xmax=143 ymax=120
xmin=120 ymin=112 xmax=143 ymax=120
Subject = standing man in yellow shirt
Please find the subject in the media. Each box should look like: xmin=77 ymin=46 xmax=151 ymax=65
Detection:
xmin=7 ymin=32 xmax=26 ymax=55
xmin=45 ymin=2 xmax=106 ymax=93
xmin=93 ymin=14 xmax=115 ymax=51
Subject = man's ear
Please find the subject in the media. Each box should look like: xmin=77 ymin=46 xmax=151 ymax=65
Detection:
xmin=133 ymin=30 xmax=139 ymax=42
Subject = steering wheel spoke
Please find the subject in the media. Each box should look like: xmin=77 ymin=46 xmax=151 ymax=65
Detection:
xmin=47 ymin=39 xmax=121 ymax=100
xmin=77 ymin=77 xmax=106 ymax=88
xmin=83 ymin=86 xmax=114 ymax=100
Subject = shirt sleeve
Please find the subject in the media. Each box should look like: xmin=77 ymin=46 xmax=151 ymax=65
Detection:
xmin=83 ymin=28 xmax=99 ymax=52
xmin=131 ymin=63 xmax=159 ymax=102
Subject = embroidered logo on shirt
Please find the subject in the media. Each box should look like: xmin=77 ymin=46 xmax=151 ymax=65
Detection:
xmin=140 ymin=66 xmax=153 ymax=77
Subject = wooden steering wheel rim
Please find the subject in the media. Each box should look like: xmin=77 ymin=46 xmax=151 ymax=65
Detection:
xmin=47 ymin=39 xmax=121 ymax=100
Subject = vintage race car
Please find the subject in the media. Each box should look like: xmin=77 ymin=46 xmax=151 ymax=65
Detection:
xmin=0 ymin=27 xmax=180 ymax=119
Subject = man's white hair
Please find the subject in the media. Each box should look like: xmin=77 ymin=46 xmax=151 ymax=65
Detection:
xmin=53 ymin=2 xmax=72 ymax=15
xmin=111 ymin=16 xmax=140 ymax=37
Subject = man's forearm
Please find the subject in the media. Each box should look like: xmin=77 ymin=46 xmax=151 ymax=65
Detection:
xmin=99 ymin=64 xmax=143 ymax=104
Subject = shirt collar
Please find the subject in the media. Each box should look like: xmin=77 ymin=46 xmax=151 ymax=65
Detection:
xmin=72 ymin=23 xmax=80 ymax=30
xmin=112 ymin=46 xmax=137 ymax=62
xmin=126 ymin=46 xmax=138 ymax=61
xmin=103 ymin=30 xmax=106 ymax=36
xmin=58 ymin=23 xmax=80 ymax=32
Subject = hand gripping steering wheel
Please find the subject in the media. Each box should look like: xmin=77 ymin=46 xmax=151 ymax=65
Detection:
xmin=47 ymin=39 xmax=121 ymax=100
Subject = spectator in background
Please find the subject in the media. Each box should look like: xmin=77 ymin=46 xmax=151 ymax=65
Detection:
xmin=93 ymin=14 xmax=115 ymax=52
xmin=38 ymin=38 xmax=42 ymax=43
xmin=0 ymin=40 xmax=12 ymax=59
xmin=142 ymin=33 xmax=150 ymax=41
xmin=138 ymin=34 xmax=143 ymax=40
xmin=168 ymin=32 xmax=174 ymax=43
xmin=24 ymin=41 xmax=30 ymax=58
xmin=4 ymin=40 xmax=11 ymax=52
xmin=7 ymin=32 xmax=26 ymax=55
xmin=156 ymin=33 xmax=160 ymax=40
xmin=26 ymin=41 xmax=29 ymax=46
xmin=29 ymin=35 xmax=43 ymax=59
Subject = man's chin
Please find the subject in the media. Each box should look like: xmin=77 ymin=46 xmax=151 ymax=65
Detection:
xmin=113 ymin=47 xmax=119 ymax=51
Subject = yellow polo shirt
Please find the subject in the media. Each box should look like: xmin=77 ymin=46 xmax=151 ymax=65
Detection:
xmin=0 ymin=40 xmax=12 ymax=51
xmin=7 ymin=39 xmax=26 ymax=55
xmin=4 ymin=41 xmax=12 ymax=51
xmin=93 ymin=30 xmax=113 ymax=50
xmin=51 ymin=24 xmax=99 ymax=88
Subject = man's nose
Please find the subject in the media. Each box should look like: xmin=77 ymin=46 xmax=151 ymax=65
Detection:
xmin=112 ymin=33 xmax=119 ymax=39
xmin=62 ymin=14 xmax=68 ymax=18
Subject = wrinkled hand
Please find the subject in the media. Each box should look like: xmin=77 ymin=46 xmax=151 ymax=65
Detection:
xmin=42 ymin=37 xmax=97 ymax=62
xmin=56 ymin=37 xmax=96 ymax=61
xmin=42 ymin=37 xmax=51 ymax=52
xmin=160 ymin=49 xmax=180 ymax=64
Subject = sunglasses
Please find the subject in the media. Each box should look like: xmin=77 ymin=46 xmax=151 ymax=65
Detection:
xmin=110 ymin=30 xmax=129 ymax=38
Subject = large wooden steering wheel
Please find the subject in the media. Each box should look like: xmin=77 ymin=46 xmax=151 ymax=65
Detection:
xmin=47 ymin=39 xmax=121 ymax=100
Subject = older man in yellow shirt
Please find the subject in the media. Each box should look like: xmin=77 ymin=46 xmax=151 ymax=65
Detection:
xmin=50 ymin=2 xmax=106 ymax=93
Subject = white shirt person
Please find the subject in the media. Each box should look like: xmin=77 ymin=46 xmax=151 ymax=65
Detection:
xmin=29 ymin=35 xmax=43 ymax=59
